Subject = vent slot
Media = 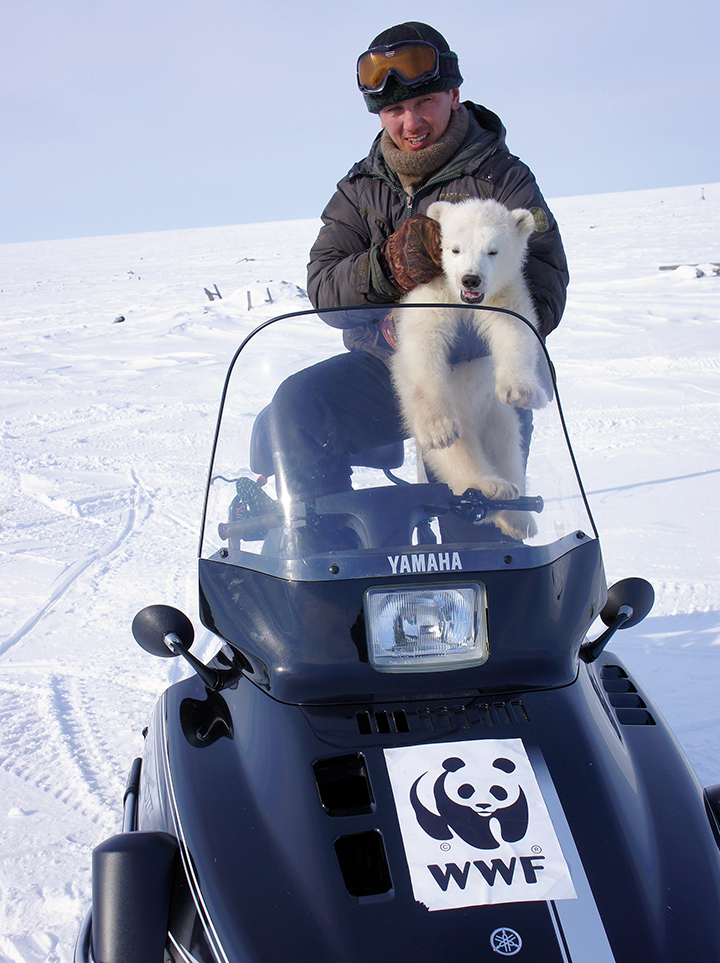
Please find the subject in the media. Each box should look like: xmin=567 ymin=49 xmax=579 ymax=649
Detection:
xmin=477 ymin=704 xmax=494 ymax=727
xmin=602 ymin=678 xmax=637 ymax=694
xmin=510 ymin=700 xmax=529 ymax=723
xmin=374 ymin=711 xmax=392 ymax=734
xmin=392 ymin=710 xmax=410 ymax=733
xmin=615 ymin=708 xmax=655 ymax=726
xmin=418 ymin=708 xmax=434 ymax=732
xmin=355 ymin=709 xmax=408 ymax=735
xmin=356 ymin=711 xmax=373 ymax=735
xmin=314 ymin=754 xmax=374 ymax=816
xmin=452 ymin=706 xmax=471 ymax=729
xmin=435 ymin=707 xmax=452 ymax=729
xmin=354 ymin=701 xmax=529 ymax=734
xmin=608 ymin=692 xmax=646 ymax=709
xmin=600 ymin=664 xmax=655 ymax=725
xmin=492 ymin=702 xmax=513 ymax=725
xmin=334 ymin=831 xmax=392 ymax=898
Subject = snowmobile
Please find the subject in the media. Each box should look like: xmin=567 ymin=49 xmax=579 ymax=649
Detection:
xmin=75 ymin=304 xmax=720 ymax=963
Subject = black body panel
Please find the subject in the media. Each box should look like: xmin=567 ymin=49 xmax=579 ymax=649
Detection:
xmin=198 ymin=537 xmax=606 ymax=704
xmin=139 ymin=648 xmax=720 ymax=963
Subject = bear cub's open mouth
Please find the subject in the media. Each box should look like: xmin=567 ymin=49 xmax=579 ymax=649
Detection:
xmin=461 ymin=290 xmax=485 ymax=304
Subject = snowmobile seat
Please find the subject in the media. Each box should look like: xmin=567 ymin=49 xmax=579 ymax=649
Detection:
xmin=249 ymin=405 xmax=404 ymax=478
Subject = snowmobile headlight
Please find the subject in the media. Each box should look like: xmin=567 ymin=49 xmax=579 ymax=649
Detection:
xmin=364 ymin=583 xmax=488 ymax=673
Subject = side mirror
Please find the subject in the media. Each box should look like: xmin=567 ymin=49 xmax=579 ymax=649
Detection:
xmin=600 ymin=577 xmax=655 ymax=630
xmin=132 ymin=605 xmax=218 ymax=689
xmin=580 ymin=577 xmax=655 ymax=663
xmin=132 ymin=604 xmax=194 ymax=658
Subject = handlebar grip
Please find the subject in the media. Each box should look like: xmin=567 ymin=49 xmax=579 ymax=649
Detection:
xmin=218 ymin=512 xmax=282 ymax=540
xmin=489 ymin=495 xmax=544 ymax=513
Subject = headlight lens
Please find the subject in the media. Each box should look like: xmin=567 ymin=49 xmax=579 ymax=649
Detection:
xmin=364 ymin=582 xmax=488 ymax=673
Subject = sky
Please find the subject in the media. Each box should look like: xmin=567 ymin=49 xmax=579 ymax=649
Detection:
xmin=1 ymin=0 xmax=718 ymax=245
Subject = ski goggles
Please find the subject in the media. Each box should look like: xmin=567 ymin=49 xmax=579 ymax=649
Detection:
xmin=356 ymin=41 xmax=441 ymax=94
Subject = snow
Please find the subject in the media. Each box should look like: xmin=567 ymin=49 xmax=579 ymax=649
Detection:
xmin=1 ymin=183 xmax=719 ymax=960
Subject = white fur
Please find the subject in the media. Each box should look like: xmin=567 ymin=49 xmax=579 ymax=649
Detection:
xmin=390 ymin=198 xmax=548 ymax=539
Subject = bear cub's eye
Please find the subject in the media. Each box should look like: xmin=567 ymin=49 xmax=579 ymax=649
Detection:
xmin=488 ymin=249 xmax=499 ymax=257
xmin=451 ymin=247 xmax=460 ymax=255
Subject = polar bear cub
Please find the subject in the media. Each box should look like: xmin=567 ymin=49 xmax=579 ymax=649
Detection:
xmin=390 ymin=198 xmax=548 ymax=539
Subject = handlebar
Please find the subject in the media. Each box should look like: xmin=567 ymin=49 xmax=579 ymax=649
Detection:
xmin=217 ymin=484 xmax=544 ymax=547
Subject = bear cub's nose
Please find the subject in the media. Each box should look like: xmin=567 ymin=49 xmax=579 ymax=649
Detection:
xmin=461 ymin=274 xmax=482 ymax=289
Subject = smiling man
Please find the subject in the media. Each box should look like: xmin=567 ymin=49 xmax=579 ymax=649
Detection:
xmin=307 ymin=22 xmax=568 ymax=349
xmin=379 ymin=87 xmax=460 ymax=153
xmin=265 ymin=23 xmax=569 ymax=514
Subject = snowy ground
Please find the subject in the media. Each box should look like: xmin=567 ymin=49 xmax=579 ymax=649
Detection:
xmin=1 ymin=183 xmax=719 ymax=960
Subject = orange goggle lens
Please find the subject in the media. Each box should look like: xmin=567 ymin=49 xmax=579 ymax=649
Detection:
xmin=357 ymin=42 xmax=439 ymax=94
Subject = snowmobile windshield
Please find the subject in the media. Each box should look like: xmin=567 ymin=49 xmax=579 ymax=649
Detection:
xmin=200 ymin=305 xmax=596 ymax=582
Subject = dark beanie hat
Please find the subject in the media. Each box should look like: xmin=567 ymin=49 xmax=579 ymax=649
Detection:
xmin=362 ymin=22 xmax=463 ymax=114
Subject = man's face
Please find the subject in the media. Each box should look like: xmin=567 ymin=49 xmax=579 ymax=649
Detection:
xmin=379 ymin=88 xmax=460 ymax=152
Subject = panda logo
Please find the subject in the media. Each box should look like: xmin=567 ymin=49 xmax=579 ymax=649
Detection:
xmin=410 ymin=756 xmax=529 ymax=850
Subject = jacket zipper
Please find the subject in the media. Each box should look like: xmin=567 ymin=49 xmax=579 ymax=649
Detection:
xmin=372 ymin=143 xmax=499 ymax=222
xmin=409 ymin=146 xmax=499 ymax=213
xmin=389 ymin=141 xmax=500 ymax=221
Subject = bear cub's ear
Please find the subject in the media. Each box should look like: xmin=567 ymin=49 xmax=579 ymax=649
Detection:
xmin=511 ymin=208 xmax=536 ymax=239
xmin=426 ymin=201 xmax=451 ymax=223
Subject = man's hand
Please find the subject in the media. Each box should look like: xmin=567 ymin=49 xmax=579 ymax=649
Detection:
xmin=381 ymin=215 xmax=443 ymax=294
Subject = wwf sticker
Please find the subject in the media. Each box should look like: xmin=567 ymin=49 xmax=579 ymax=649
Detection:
xmin=384 ymin=739 xmax=576 ymax=910
xmin=529 ymin=206 xmax=550 ymax=233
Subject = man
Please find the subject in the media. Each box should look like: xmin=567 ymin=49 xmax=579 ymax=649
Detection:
xmin=307 ymin=21 xmax=568 ymax=346
xmin=269 ymin=22 xmax=567 ymax=513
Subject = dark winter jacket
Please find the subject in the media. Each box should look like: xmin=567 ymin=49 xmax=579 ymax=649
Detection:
xmin=307 ymin=102 xmax=568 ymax=354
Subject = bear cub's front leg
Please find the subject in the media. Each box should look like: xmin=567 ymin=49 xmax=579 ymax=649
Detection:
xmin=407 ymin=378 xmax=461 ymax=451
xmin=391 ymin=325 xmax=461 ymax=451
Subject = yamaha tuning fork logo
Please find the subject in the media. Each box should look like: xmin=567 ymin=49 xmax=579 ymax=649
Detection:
xmin=490 ymin=927 xmax=523 ymax=956
xmin=384 ymin=739 xmax=576 ymax=911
